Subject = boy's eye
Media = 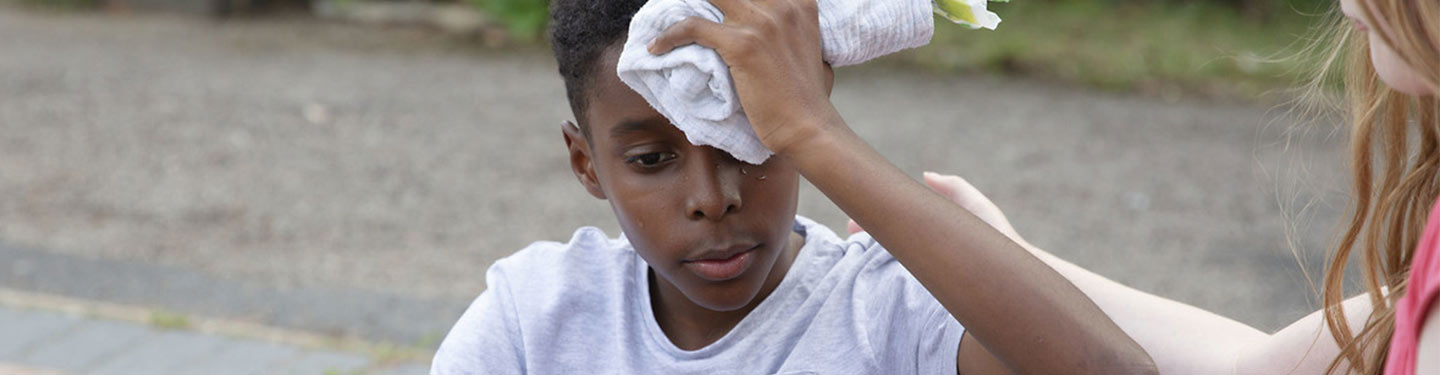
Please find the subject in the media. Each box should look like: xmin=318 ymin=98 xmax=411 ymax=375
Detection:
xmin=625 ymin=152 xmax=677 ymax=167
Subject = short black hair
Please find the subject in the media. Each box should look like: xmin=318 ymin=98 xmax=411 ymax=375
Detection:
xmin=548 ymin=0 xmax=647 ymax=131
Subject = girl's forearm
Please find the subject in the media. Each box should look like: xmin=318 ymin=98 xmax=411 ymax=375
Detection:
xmin=1022 ymin=244 xmax=1268 ymax=374
xmin=782 ymin=116 xmax=1155 ymax=374
xmin=1020 ymin=236 xmax=1387 ymax=375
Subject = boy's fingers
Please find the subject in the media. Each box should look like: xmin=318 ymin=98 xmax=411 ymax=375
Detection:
xmin=648 ymin=17 xmax=735 ymax=55
xmin=704 ymin=0 xmax=753 ymax=21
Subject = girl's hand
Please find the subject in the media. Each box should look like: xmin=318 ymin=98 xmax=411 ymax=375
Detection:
xmin=647 ymin=0 xmax=838 ymax=156
xmin=849 ymin=172 xmax=1033 ymax=249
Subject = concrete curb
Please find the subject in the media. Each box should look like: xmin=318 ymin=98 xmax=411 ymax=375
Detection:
xmin=0 ymin=243 xmax=468 ymax=346
xmin=0 ymin=289 xmax=430 ymax=374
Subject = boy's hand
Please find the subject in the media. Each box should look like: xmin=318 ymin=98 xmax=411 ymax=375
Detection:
xmin=648 ymin=0 xmax=838 ymax=156
xmin=655 ymin=4 xmax=1156 ymax=372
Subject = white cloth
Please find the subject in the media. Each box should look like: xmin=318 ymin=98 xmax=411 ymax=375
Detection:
xmin=617 ymin=0 xmax=936 ymax=164
xmin=431 ymin=216 xmax=966 ymax=374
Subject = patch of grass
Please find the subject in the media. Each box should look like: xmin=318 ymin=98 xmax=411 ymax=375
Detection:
xmin=148 ymin=310 xmax=193 ymax=330
xmin=901 ymin=0 xmax=1331 ymax=97
xmin=366 ymin=341 xmax=432 ymax=364
xmin=463 ymin=0 xmax=1331 ymax=97
xmin=415 ymin=331 xmax=443 ymax=350
xmin=468 ymin=0 xmax=549 ymax=41
xmin=10 ymin=0 xmax=102 ymax=9
xmin=321 ymin=368 xmax=364 ymax=375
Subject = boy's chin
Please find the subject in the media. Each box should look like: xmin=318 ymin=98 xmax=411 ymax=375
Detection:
xmin=689 ymin=293 xmax=761 ymax=312
xmin=681 ymin=276 xmax=769 ymax=312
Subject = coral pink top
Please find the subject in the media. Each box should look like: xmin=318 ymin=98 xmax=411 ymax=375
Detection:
xmin=1385 ymin=197 xmax=1440 ymax=375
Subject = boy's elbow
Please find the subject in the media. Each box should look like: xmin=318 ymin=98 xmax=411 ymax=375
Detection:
xmin=1079 ymin=346 xmax=1158 ymax=375
xmin=1068 ymin=324 xmax=1157 ymax=375
xmin=1099 ymin=359 xmax=1159 ymax=375
xmin=1014 ymin=342 xmax=1156 ymax=375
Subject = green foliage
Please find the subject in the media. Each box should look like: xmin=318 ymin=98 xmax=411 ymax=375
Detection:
xmin=13 ymin=0 xmax=102 ymax=9
xmin=462 ymin=0 xmax=1332 ymax=97
xmin=469 ymin=0 xmax=549 ymax=41
xmin=415 ymin=331 xmax=443 ymax=349
xmin=149 ymin=310 xmax=193 ymax=330
xmin=905 ymin=0 xmax=1329 ymax=97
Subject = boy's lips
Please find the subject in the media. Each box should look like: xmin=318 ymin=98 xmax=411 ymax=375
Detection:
xmin=683 ymin=243 xmax=760 ymax=281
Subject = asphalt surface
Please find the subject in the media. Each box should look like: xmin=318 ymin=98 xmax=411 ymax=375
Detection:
xmin=0 ymin=4 xmax=1355 ymax=346
xmin=0 ymin=303 xmax=429 ymax=375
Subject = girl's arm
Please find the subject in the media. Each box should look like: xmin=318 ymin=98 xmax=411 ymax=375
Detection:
xmin=1038 ymin=241 xmax=1378 ymax=375
xmin=902 ymin=172 xmax=1379 ymax=375
xmin=647 ymin=1 xmax=1154 ymax=373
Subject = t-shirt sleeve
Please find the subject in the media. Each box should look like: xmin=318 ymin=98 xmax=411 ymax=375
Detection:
xmin=851 ymin=238 xmax=966 ymax=374
xmin=431 ymin=261 xmax=525 ymax=375
xmin=1407 ymin=218 xmax=1440 ymax=345
xmin=1386 ymin=199 xmax=1440 ymax=375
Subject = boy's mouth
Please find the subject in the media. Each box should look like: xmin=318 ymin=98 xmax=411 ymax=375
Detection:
xmin=683 ymin=243 xmax=761 ymax=281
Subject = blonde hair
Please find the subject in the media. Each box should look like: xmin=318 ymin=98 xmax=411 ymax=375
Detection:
xmin=1313 ymin=0 xmax=1440 ymax=373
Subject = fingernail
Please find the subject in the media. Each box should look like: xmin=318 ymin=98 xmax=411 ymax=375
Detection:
xmin=922 ymin=171 xmax=937 ymax=178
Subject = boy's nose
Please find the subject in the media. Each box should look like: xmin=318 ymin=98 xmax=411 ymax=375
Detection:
xmin=684 ymin=149 xmax=743 ymax=221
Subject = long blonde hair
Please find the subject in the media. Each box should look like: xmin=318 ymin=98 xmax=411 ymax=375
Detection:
xmin=1315 ymin=0 xmax=1440 ymax=373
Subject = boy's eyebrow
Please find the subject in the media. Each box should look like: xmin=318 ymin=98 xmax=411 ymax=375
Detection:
xmin=608 ymin=119 xmax=660 ymax=138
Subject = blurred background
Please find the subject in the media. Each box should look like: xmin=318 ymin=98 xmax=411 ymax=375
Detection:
xmin=0 ymin=0 xmax=1357 ymax=373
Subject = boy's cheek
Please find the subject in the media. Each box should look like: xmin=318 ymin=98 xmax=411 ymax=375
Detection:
xmin=610 ymin=200 xmax=684 ymax=255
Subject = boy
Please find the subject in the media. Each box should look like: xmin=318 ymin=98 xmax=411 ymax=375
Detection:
xmin=432 ymin=0 xmax=1155 ymax=373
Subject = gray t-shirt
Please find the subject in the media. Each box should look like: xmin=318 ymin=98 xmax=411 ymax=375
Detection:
xmin=431 ymin=216 xmax=964 ymax=374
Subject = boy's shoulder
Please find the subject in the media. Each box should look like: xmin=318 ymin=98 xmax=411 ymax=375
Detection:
xmin=765 ymin=217 xmax=915 ymax=294
xmin=485 ymin=226 xmax=641 ymax=306
xmin=795 ymin=219 xmax=944 ymax=309
xmin=495 ymin=226 xmax=635 ymax=271
xmin=796 ymin=217 xmax=897 ymax=270
xmin=433 ymin=226 xmax=643 ymax=375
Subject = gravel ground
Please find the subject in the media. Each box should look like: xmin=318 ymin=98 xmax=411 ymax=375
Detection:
xmin=0 ymin=6 xmax=1354 ymax=332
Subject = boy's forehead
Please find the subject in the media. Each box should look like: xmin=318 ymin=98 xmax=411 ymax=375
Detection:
xmin=591 ymin=46 xmax=632 ymax=103
xmin=584 ymin=46 xmax=667 ymax=135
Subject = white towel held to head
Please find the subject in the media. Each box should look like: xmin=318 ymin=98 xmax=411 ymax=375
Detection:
xmin=617 ymin=0 xmax=936 ymax=165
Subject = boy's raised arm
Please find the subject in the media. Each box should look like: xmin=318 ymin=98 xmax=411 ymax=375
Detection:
xmin=646 ymin=0 xmax=1155 ymax=373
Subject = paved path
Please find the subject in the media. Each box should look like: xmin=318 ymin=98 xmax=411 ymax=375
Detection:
xmin=1 ymin=242 xmax=465 ymax=345
xmin=0 ymin=304 xmax=427 ymax=375
xmin=0 ymin=1 xmax=1355 ymax=355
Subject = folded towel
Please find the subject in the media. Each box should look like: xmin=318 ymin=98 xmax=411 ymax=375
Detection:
xmin=617 ymin=0 xmax=938 ymax=164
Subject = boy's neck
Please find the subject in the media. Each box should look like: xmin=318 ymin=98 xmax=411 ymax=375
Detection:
xmin=649 ymin=230 xmax=806 ymax=350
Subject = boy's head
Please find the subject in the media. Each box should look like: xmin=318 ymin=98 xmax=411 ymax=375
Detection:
xmin=548 ymin=0 xmax=806 ymax=313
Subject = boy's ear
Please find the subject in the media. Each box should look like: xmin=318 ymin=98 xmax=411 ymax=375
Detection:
xmin=562 ymin=121 xmax=607 ymax=200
